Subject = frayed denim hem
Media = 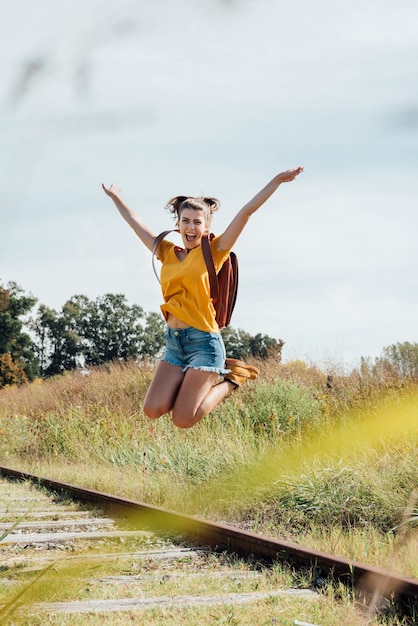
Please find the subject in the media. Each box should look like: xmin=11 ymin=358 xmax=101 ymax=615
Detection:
xmin=184 ymin=365 xmax=230 ymax=376
xmin=161 ymin=358 xmax=228 ymax=376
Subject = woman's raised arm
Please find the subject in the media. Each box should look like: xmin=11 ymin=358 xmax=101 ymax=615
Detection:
xmin=217 ymin=167 xmax=304 ymax=251
xmin=102 ymin=183 xmax=156 ymax=251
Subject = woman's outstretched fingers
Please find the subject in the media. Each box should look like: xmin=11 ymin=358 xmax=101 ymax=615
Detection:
xmin=279 ymin=166 xmax=305 ymax=182
xmin=102 ymin=182 xmax=122 ymax=198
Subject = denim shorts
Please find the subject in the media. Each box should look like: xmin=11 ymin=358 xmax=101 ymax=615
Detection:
xmin=162 ymin=326 xmax=228 ymax=374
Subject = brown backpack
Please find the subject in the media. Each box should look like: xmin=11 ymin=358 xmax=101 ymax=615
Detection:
xmin=152 ymin=231 xmax=238 ymax=328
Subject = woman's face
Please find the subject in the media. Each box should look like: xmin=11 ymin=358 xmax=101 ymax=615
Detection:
xmin=178 ymin=208 xmax=208 ymax=251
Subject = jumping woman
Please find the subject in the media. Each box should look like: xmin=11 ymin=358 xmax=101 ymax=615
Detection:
xmin=102 ymin=166 xmax=304 ymax=428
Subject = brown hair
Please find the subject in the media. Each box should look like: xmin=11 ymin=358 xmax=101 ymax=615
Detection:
xmin=165 ymin=195 xmax=220 ymax=227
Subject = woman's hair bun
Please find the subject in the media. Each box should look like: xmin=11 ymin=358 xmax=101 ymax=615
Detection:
xmin=202 ymin=197 xmax=220 ymax=213
xmin=165 ymin=196 xmax=188 ymax=216
xmin=165 ymin=195 xmax=220 ymax=221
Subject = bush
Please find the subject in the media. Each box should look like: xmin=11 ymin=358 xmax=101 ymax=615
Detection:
xmin=231 ymin=378 xmax=324 ymax=437
xmin=0 ymin=353 xmax=28 ymax=388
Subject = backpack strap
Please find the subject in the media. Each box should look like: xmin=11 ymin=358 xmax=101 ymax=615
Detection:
xmin=152 ymin=230 xmax=175 ymax=284
xmin=201 ymin=234 xmax=219 ymax=301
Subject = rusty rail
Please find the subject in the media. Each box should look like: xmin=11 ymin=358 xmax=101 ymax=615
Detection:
xmin=1 ymin=464 xmax=417 ymax=616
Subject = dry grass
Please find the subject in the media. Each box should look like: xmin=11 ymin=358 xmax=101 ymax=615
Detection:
xmin=0 ymin=358 xmax=417 ymax=585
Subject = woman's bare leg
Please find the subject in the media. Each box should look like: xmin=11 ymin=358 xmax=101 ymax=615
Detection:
xmin=171 ymin=369 xmax=235 ymax=429
xmin=143 ymin=361 xmax=185 ymax=419
xmin=194 ymin=379 xmax=235 ymax=420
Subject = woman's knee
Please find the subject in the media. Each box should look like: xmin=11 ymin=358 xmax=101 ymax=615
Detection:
xmin=143 ymin=400 xmax=168 ymax=420
xmin=171 ymin=413 xmax=195 ymax=429
xmin=171 ymin=404 xmax=203 ymax=428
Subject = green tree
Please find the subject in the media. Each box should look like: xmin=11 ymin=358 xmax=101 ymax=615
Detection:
xmin=374 ymin=341 xmax=418 ymax=379
xmin=221 ymin=327 xmax=251 ymax=360
xmin=249 ymin=332 xmax=284 ymax=360
xmin=221 ymin=326 xmax=284 ymax=361
xmin=140 ymin=311 xmax=166 ymax=359
xmin=79 ymin=294 xmax=145 ymax=366
xmin=32 ymin=304 xmax=81 ymax=376
xmin=0 ymin=281 xmax=39 ymax=386
xmin=31 ymin=294 xmax=146 ymax=372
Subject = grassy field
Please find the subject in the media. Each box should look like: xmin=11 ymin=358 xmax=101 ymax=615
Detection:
xmin=0 ymin=358 xmax=417 ymax=624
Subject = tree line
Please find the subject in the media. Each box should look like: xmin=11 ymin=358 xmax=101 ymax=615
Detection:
xmin=0 ymin=281 xmax=285 ymax=388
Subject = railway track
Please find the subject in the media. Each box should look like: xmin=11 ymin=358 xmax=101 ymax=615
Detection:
xmin=1 ymin=464 xmax=417 ymax=624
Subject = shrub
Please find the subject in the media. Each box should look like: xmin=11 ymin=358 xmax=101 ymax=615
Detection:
xmin=231 ymin=378 xmax=323 ymax=437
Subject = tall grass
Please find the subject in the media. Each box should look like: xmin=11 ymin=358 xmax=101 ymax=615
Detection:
xmin=0 ymin=358 xmax=417 ymax=579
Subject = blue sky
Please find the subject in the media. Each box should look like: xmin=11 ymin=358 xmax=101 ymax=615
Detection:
xmin=1 ymin=0 xmax=417 ymax=369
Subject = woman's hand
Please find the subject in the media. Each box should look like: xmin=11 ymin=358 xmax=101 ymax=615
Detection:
xmin=276 ymin=166 xmax=305 ymax=183
xmin=102 ymin=182 xmax=122 ymax=200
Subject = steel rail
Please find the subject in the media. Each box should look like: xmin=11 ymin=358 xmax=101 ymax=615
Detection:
xmin=1 ymin=464 xmax=417 ymax=614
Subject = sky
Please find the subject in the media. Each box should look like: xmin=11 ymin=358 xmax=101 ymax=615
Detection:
xmin=1 ymin=0 xmax=417 ymax=370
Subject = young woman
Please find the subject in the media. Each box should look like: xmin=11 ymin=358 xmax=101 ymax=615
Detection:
xmin=102 ymin=166 xmax=304 ymax=428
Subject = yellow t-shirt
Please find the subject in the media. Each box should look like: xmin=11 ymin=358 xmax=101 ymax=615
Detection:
xmin=156 ymin=235 xmax=231 ymax=333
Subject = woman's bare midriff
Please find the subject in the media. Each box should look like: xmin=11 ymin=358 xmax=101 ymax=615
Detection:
xmin=166 ymin=313 xmax=190 ymax=329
